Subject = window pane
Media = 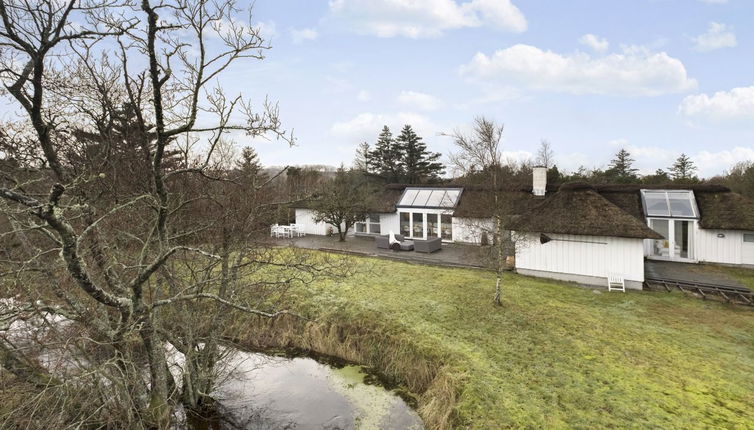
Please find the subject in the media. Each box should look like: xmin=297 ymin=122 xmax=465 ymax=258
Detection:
xmin=355 ymin=222 xmax=366 ymax=233
xmin=425 ymin=190 xmax=447 ymax=207
xmin=398 ymin=189 xmax=419 ymax=206
xmin=667 ymin=192 xmax=695 ymax=217
xmin=644 ymin=192 xmax=670 ymax=216
xmin=400 ymin=213 xmax=410 ymax=236
xmin=369 ymin=214 xmax=380 ymax=223
xmin=650 ymin=219 xmax=669 ymax=239
xmin=427 ymin=213 xmax=439 ymax=238
xmin=744 ymin=234 xmax=754 ymax=243
xmin=412 ymin=212 xmax=424 ymax=237
xmin=370 ymin=223 xmax=381 ymax=234
xmin=412 ymin=190 xmax=432 ymax=207
xmin=442 ymin=190 xmax=461 ymax=207
xmin=441 ymin=214 xmax=453 ymax=240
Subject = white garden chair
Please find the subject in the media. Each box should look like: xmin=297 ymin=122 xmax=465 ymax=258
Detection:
xmin=607 ymin=273 xmax=626 ymax=292
xmin=270 ymin=224 xmax=279 ymax=237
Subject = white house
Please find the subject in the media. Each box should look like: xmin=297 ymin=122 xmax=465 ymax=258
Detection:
xmin=293 ymin=168 xmax=754 ymax=290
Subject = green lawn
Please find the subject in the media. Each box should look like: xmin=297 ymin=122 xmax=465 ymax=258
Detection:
xmin=284 ymin=255 xmax=754 ymax=428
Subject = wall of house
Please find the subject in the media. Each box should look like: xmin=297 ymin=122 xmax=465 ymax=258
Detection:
xmin=379 ymin=213 xmax=399 ymax=236
xmin=294 ymin=209 xmax=338 ymax=236
xmin=694 ymin=229 xmax=754 ymax=265
xmin=452 ymin=217 xmax=494 ymax=244
xmin=514 ymin=232 xmax=645 ymax=289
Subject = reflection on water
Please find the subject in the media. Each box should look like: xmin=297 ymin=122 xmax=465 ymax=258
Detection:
xmin=190 ymin=351 xmax=423 ymax=430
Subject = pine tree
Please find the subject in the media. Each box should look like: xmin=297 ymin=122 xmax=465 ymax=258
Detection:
xmin=669 ymin=153 xmax=698 ymax=182
xmin=607 ymin=148 xmax=639 ymax=182
xmin=368 ymin=126 xmax=403 ymax=182
xmin=394 ymin=124 xmax=445 ymax=183
xmin=235 ymin=146 xmax=266 ymax=186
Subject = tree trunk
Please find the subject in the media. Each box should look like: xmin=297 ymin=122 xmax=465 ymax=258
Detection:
xmin=494 ymin=275 xmax=502 ymax=306
xmin=337 ymin=225 xmax=346 ymax=241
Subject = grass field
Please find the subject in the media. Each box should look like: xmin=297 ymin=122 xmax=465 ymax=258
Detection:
xmin=279 ymin=254 xmax=754 ymax=428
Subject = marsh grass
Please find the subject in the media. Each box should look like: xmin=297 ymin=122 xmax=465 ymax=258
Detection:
xmin=229 ymin=253 xmax=754 ymax=429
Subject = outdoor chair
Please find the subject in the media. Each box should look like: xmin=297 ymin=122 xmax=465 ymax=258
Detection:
xmin=607 ymin=273 xmax=626 ymax=292
xmin=375 ymin=234 xmax=405 ymax=249
xmin=414 ymin=237 xmax=442 ymax=253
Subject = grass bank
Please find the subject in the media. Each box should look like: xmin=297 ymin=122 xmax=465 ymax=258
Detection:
xmin=232 ymin=253 xmax=754 ymax=429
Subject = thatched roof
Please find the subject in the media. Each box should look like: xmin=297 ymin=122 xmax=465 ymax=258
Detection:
xmin=508 ymin=183 xmax=663 ymax=239
xmin=294 ymin=180 xmax=754 ymax=233
xmin=587 ymin=183 xmax=754 ymax=231
xmin=695 ymin=190 xmax=754 ymax=230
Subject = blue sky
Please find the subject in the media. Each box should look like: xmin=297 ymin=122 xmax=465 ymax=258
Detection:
xmin=230 ymin=0 xmax=754 ymax=178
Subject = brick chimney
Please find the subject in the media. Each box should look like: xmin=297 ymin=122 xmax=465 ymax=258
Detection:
xmin=532 ymin=166 xmax=547 ymax=196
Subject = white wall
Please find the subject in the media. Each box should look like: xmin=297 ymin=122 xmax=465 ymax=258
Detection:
xmin=452 ymin=217 xmax=494 ymax=244
xmin=694 ymin=229 xmax=748 ymax=265
xmin=294 ymin=209 xmax=337 ymax=236
xmin=380 ymin=213 xmax=399 ymax=236
xmin=515 ymin=232 xmax=646 ymax=288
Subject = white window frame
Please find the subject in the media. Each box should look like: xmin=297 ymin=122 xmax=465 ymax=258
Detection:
xmin=646 ymin=217 xmax=697 ymax=261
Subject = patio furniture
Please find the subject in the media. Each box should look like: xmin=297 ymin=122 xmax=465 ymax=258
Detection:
xmin=290 ymin=224 xmax=306 ymax=237
xmin=398 ymin=240 xmax=414 ymax=251
xmin=375 ymin=234 xmax=405 ymax=249
xmin=607 ymin=273 xmax=625 ymax=292
xmin=414 ymin=237 xmax=442 ymax=253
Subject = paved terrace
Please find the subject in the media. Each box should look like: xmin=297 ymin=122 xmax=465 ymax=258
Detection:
xmin=645 ymin=260 xmax=746 ymax=289
xmin=274 ymin=234 xmax=489 ymax=269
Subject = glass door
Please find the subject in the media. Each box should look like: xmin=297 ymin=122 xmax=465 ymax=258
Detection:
xmin=674 ymin=220 xmax=693 ymax=260
xmin=427 ymin=214 xmax=439 ymax=238
xmin=412 ymin=213 xmax=425 ymax=239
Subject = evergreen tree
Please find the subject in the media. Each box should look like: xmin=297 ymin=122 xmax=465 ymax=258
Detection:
xmin=368 ymin=126 xmax=403 ymax=182
xmin=353 ymin=141 xmax=371 ymax=172
xmin=669 ymin=153 xmax=698 ymax=182
xmin=394 ymin=124 xmax=445 ymax=183
xmin=607 ymin=148 xmax=639 ymax=182
xmin=235 ymin=146 xmax=266 ymax=186
xmin=642 ymin=168 xmax=670 ymax=184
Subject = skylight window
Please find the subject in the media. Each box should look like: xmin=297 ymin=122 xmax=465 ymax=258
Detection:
xmin=640 ymin=190 xmax=698 ymax=218
xmin=397 ymin=188 xmax=462 ymax=209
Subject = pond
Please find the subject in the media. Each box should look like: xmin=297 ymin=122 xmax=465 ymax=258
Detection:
xmin=188 ymin=350 xmax=424 ymax=430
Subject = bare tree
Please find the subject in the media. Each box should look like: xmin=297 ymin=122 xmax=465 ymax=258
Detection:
xmin=447 ymin=116 xmax=522 ymax=306
xmin=0 ymin=1 xmax=347 ymax=427
xmin=535 ymin=139 xmax=554 ymax=168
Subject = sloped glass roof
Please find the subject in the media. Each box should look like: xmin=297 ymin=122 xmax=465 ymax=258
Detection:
xmin=397 ymin=188 xmax=462 ymax=209
xmin=640 ymin=190 xmax=698 ymax=218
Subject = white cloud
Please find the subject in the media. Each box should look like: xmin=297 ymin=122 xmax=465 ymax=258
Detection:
xmin=357 ymin=90 xmax=371 ymax=102
xmin=331 ymin=112 xmax=438 ymax=142
xmin=291 ymin=27 xmax=318 ymax=44
xmin=579 ymin=34 xmax=609 ymax=53
xmin=327 ymin=0 xmax=526 ymax=38
xmin=692 ymin=22 xmax=736 ymax=52
xmin=679 ymin=86 xmax=754 ymax=123
xmin=460 ymin=44 xmax=697 ymax=96
xmin=397 ymin=90 xmax=444 ymax=111
xmin=695 ymin=147 xmax=754 ymax=176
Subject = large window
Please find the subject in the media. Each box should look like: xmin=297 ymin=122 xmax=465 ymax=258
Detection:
xmin=441 ymin=214 xmax=453 ymax=240
xmin=427 ymin=214 xmax=439 ymax=238
xmin=412 ymin=213 xmax=424 ymax=238
xmin=398 ymin=188 xmax=462 ymax=209
xmin=400 ymin=212 xmax=410 ymax=237
xmin=355 ymin=214 xmax=381 ymax=235
xmin=641 ymin=190 xmax=698 ymax=218
xmin=369 ymin=214 xmax=381 ymax=234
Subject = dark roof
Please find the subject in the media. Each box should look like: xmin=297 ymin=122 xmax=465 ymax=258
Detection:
xmin=588 ymin=183 xmax=754 ymax=231
xmin=508 ymin=184 xmax=663 ymax=239
xmin=695 ymin=190 xmax=754 ymax=231
xmin=294 ymin=181 xmax=754 ymax=233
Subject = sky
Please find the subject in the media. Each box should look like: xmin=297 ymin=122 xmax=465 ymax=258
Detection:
xmin=5 ymin=0 xmax=753 ymax=178
xmin=224 ymin=0 xmax=754 ymax=178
